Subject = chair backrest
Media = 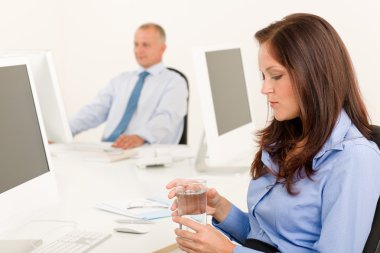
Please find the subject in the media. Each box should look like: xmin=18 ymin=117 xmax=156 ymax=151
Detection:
xmin=371 ymin=125 xmax=380 ymax=148
xmin=167 ymin=67 xmax=189 ymax=145
xmin=363 ymin=125 xmax=380 ymax=253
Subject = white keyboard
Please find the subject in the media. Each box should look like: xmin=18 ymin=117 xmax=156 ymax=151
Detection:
xmin=50 ymin=142 xmax=137 ymax=162
xmin=60 ymin=142 xmax=119 ymax=153
xmin=32 ymin=230 xmax=111 ymax=253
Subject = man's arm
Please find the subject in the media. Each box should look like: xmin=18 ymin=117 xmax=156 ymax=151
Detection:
xmin=69 ymin=83 xmax=114 ymax=136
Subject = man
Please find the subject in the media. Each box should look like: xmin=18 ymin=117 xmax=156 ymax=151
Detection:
xmin=69 ymin=23 xmax=188 ymax=149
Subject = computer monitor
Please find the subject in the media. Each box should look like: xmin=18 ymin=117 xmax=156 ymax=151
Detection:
xmin=193 ymin=45 xmax=254 ymax=172
xmin=0 ymin=57 xmax=59 ymax=235
xmin=0 ymin=51 xmax=72 ymax=143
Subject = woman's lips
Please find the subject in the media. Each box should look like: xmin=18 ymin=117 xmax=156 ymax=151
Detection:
xmin=269 ymin=101 xmax=278 ymax=107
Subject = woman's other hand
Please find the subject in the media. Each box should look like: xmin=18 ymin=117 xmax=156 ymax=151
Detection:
xmin=172 ymin=216 xmax=236 ymax=253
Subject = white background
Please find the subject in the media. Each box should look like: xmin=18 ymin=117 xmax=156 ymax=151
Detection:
xmin=1 ymin=0 xmax=380 ymax=148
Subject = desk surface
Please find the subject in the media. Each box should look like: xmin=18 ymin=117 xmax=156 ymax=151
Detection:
xmin=13 ymin=145 xmax=251 ymax=252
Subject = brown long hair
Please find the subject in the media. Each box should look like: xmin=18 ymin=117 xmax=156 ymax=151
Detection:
xmin=251 ymin=13 xmax=372 ymax=194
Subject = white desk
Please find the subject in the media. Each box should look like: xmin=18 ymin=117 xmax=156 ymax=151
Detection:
xmin=12 ymin=145 xmax=251 ymax=252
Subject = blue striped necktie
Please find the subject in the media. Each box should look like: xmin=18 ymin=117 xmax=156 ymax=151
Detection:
xmin=105 ymin=71 xmax=149 ymax=142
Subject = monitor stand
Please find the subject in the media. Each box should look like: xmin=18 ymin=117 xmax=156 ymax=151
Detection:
xmin=194 ymin=134 xmax=251 ymax=174
xmin=0 ymin=239 xmax=42 ymax=253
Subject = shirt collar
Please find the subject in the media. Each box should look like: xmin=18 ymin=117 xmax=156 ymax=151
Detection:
xmin=314 ymin=110 xmax=352 ymax=159
xmin=137 ymin=62 xmax=165 ymax=76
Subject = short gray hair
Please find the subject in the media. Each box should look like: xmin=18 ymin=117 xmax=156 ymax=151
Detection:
xmin=138 ymin=23 xmax=166 ymax=42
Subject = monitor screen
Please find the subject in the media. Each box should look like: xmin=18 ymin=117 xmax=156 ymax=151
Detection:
xmin=0 ymin=57 xmax=58 ymax=235
xmin=205 ymin=48 xmax=252 ymax=136
xmin=0 ymin=64 xmax=50 ymax=194
xmin=193 ymin=45 xmax=254 ymax=168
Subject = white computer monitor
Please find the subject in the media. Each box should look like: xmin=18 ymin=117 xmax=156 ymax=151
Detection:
xmin=193 ymin=44 xmax=254 ymax=172
xmin=0 ymin=51 xmax=72 ymax=143
xmin=0 ymin=57 xmax=59 ymax=235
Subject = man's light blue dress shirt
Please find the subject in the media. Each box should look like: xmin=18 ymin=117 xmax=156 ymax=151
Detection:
xmin=214 ymin=111 xmax=380 ymax=252
xmin=69 ymin=63 xmax=188 ymax=144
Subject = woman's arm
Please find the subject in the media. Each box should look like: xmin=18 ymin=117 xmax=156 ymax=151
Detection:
xmin=315 ymin=144 xmax=380 ymax=252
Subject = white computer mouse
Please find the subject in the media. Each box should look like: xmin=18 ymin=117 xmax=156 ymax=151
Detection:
xmin=114 ymin=224 xmax=150 ymax=234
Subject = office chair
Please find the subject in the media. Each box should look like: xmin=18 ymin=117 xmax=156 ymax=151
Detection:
xmin=363 ymin=125 xmax=380 ymax=253
xmin=167 ymin=67 xmax=189 ymax=145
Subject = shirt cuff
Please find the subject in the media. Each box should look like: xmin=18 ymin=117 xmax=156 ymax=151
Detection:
xmin=132 ymin=129 xmax=154 ymax=144
xmin=212 ymin=204 xmax=250 ymax=244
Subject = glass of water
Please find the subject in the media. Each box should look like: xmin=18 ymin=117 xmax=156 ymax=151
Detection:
xmin=175 ymin=179 xmax=207 ymax=230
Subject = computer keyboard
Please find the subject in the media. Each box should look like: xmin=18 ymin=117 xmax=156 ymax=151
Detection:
xmin=61 ymin=142 xmax=119 ymax=153
xmin=50 ymin=142 xmax=137 ymax=163
xmin=31 ymin=230 xmax=111 ymax=253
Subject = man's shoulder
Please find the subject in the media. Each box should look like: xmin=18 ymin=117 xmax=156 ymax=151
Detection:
xmin=164 ymin=68 xmax=187 ymax=83
xmin=112 ymin=70 xmax=135 ymax=80
xmin=107 ymin=71 xmax=137 ymax=85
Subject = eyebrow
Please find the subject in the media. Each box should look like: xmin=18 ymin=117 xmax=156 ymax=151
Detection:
xmin=265 ymin=66 xmax=284 ymax=72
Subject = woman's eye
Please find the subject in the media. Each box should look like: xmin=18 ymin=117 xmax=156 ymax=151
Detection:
xmin=271 ymin=75 xmax=283 ymax=80
xmin=261 ymin=73 xmax=265 ymax=80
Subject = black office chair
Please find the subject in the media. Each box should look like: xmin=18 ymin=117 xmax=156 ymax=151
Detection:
xmin=167 ymin=67 xmax=189 ymax=145
xmin=363 ymin=125 xmax=380 ymax=253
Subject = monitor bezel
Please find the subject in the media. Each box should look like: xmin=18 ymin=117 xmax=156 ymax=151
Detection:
xmin=0 ymin=50 xmax=73 ymax=143
xmin=0 ymin=57 xmax=59 ymax=235
xmin=193 ymin=44 xmax=254 ymax=166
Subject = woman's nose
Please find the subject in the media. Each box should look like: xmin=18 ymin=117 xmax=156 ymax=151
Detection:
xmin=261 ymin=81 xmax=273 ymax=94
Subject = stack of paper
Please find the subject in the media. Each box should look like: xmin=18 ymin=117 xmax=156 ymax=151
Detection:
xmin=95 ymin=198 xmax=171 ymax=220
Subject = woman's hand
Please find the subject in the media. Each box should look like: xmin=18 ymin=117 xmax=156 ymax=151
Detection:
xmin=172 ymin=216 xmax=236 ymax=253
xmin=166 ymin=179 xmax=231 ymax=222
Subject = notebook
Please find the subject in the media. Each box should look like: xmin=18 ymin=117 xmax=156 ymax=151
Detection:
xmin=95 ymin=198 xmax=171 ymax=220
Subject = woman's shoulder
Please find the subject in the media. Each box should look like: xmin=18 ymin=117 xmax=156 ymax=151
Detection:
xmin=341 ymin=124 xmax=380 ymax=155
xmin=314 ymin=124 xmax=380 ymax=174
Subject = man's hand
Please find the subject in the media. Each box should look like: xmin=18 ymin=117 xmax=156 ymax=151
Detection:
xmin=112 ymin=134 xmax=145 ymax=149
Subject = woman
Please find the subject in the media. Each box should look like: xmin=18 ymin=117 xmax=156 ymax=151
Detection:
xmin=167 ymin=13 xmax=380 ymax=252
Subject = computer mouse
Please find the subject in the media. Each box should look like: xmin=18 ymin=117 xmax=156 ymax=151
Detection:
xmin=114 ymin=224 xmax=150 ymax=234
